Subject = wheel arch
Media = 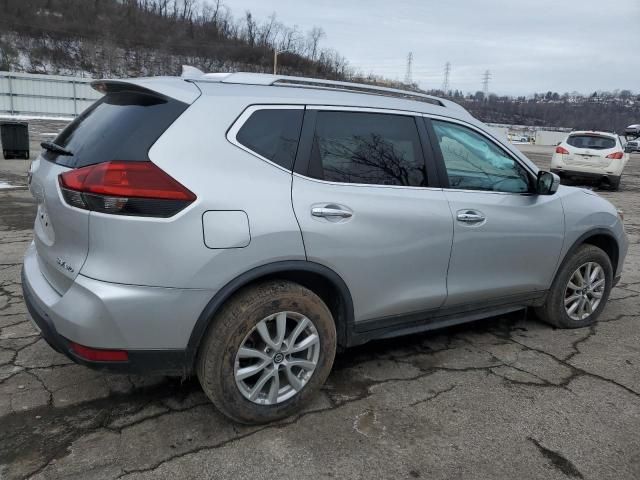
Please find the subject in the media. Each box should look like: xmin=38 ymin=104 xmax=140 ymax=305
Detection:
xmin=186 ymin=261 xmax=355 ymax=367
xmin=556 ymin=228 xmax=620 ymax=280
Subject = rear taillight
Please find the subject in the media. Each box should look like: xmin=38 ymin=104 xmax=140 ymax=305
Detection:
xmin=59 ymin=161 xmax=196 ymax=217
xmin=555 ymin=146 xmax=570 ymax=155
xmin=606 ymin=151 xmax=624 ymax=160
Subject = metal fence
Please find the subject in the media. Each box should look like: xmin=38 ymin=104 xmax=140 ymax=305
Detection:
xmin=0 ymin=71 xmax=102 ymax=118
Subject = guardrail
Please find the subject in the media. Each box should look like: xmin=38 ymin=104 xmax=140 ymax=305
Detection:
xmin=0 ymin=71 xmax=102 ymax=118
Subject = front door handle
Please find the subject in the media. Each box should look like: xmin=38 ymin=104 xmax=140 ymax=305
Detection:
xmin=456 ymin=210 xmax=486 ymax=224
xmin=311 ymin=206 xmax=353 ymax=219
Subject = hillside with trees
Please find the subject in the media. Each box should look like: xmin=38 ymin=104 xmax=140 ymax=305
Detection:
xmin=0 ymin=0 xmax=638 ymax=132
xmin=0 ymin=0 xmax=354 ymax=79
xmin=444 ymin=90 xmax=640 ymax=133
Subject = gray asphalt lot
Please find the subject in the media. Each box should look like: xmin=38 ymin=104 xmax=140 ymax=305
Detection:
xmin=1 ymin=144 xmax=639 ymax=479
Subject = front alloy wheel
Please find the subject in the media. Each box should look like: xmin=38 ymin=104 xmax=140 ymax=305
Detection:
xmin=564 ymin=262 xmax=606 ymax=321
xmin=535 ymin=244 xmax=613 ymax=329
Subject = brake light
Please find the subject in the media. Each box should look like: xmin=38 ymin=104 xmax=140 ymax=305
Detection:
xmin=59 ymin=161 xmax=196 ymax=217
xmin=606 ymin=151 xmax=624 ymax=160
xmin=69 ymin=342 xmax=129 ymax=362
xmin=555 ymin=146 xmax=570 ymax=155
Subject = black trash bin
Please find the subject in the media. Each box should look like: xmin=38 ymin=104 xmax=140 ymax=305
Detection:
xmin=1 ymin=121 xmax=30 ymax=160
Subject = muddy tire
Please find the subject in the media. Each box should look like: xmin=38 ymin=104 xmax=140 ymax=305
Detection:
xmin=196 ymin=280 xmax=336 ymax=424
xmin=535 ymin=244 xmax=613 ymax=328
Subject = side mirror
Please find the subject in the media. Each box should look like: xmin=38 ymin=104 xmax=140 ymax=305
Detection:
xmin=536 ymin=171 xmax=560 ymax=195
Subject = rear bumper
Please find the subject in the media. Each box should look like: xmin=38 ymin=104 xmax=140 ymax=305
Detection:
xmin=551 ymin=168 xmax=619 ymax=182
xmin=22 ymin=272 xmax=188 ymax=374
xmin=21 ymin=242 xmax=214 ymax=375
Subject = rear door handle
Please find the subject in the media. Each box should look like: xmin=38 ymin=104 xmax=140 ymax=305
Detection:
xmin=311 ymin=206 xmax=353 ymax=219
xmin=456 ymin=210 xmax=485 ymax=224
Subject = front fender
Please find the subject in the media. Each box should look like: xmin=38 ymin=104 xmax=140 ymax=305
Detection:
xmin=555 ymin=187 xmax=627 ymax=277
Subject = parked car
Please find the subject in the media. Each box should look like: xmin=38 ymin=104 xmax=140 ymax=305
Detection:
xmin=624 ymin=124 xmax=640 ymax=138
xmin=510 ymin=134 xmax=530 ymax=144
xmin=625 ymin=140 xmax=640 ymax=153
xmin=551 ymin=131 xmax=629 ymax=190
xmin=23 ymin=70 xmax=628 ymax=424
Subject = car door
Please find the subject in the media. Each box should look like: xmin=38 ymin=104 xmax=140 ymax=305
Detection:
xmin=426 ymin=117 xmax=565 ymax=307
xmin=292 ymin=108 xmax=453 ymax=325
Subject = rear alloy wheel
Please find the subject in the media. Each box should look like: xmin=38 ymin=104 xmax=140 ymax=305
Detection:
xmin=197 ymin=280 xmax=336 ymax=424
xmin=234 ymin=311 xmax=320 ymax=405
xmin=535 ymin=244 xmax=612 ymax=328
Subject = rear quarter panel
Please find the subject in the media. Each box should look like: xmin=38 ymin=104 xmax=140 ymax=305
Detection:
xmin=80 ymin=91 xmax=306 ymax=290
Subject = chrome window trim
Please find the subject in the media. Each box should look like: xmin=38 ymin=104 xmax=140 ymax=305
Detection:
xmin=292 ymin=172 xmax=443 ymax=192
xmin=424 ymin=113 xmax=538 ymax=193
xmin=226 ymin=104 xmax=305 ymax=173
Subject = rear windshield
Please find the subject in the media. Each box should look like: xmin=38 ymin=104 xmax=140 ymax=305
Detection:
xmin=44 ymin=91 xmax=188 ymax=168
xmin=566 ymin=135 xmax=616 ymax=150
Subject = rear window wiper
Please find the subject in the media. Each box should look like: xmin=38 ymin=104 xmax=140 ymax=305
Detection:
xmin=41 ymin=141 xmax=73 ymax=156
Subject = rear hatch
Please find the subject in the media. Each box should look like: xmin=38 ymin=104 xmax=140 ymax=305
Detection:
xmin=562 ymin=133 xmax=618 ymax=167
xmin=28 ymin=81 xmax=195 ymax=294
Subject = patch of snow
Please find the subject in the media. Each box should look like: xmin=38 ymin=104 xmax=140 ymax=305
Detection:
xmin=0 ymin=181 xmax=19 ymax=190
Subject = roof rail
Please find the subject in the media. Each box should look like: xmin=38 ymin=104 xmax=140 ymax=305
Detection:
xmin=180 ymin=67 xmax=469 ymax=113
xmin=272 ymin=77 xmax=445 ymax=107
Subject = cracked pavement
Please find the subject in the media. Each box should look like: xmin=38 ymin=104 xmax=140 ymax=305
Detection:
xmin=1 ymin=146 xmax=639 ymax=479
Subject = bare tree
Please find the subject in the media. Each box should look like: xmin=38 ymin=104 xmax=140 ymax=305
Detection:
xmin=306 ymin=26 xmax=324 ymax=60
xmin=244 ymin=11 xmax=256 ymax=47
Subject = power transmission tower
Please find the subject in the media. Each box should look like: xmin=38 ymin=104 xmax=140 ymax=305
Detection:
xmin=404 ymin=52 xmax=413 ymax=85
xmin=442 ymin=62 xmax=451 ymax=94
xmin=482 ymin=70 xmax=491 ymax=100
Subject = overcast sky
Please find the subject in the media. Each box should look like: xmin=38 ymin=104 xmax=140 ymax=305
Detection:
xmin=228 ymin=0 xmax=640 ymax=95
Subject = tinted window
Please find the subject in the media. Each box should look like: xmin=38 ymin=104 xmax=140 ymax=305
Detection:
xmin=236 ymin=109 xmax=304 ymax=170
xmin=566 ymin=135 xmax=616 ymax=150
xmin=432 ymin=120 xmax=530 ymax=193
xmin=309 ymin=111 xmax=426 ymax=186
xmin=44 ymin=91 xmax=188 ymax=168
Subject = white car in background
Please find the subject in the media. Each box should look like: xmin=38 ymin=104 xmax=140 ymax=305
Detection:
xmin=551 ymin=131 xmax=629 ymax=190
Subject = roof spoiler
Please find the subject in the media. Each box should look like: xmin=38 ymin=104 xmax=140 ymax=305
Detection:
xmin=91 ymin=77 xmax=201 ymax=104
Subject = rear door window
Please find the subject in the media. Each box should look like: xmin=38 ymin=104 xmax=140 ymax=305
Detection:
xmin=566 ymin=135 xmax=616 ymax=150
xmin=307 ymin=111 xmax=427 ymax=187
xmin=44 ymin=91 xmax=188 ymax=168
xmin=235 ymin=108 xmax=304 ymax=170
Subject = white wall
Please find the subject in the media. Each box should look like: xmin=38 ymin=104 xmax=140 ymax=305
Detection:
xmin=489 ymin=126 xmax=509 ymax=141
xmin=535 ymin=130 xmax=568 ymax=146
xmin=0 ymin=71 xmax=102 ymax=118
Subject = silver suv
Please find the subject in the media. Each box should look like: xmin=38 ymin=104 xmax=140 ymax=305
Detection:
xmin=23 ymin=70 xmax=627 ymax=423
